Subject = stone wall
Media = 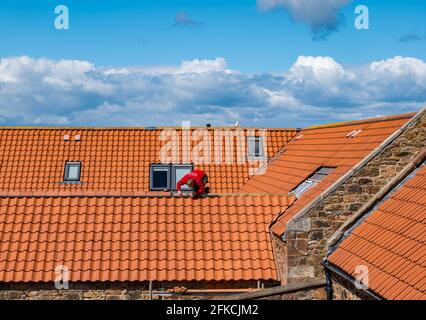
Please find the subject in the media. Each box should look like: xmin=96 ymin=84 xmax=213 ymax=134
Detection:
xmin=279 ymin=287 xmax=326 ymax=300
xmin=254 ymin=287 xmax=326 ymax=300
xmin=330 ymin=273 xmax=372 ymax=300
xmin=332 ymin=283 xmax=361 ymax=301
xmin=0 ymin=280 xmax=277 ymax=300
xmin=277 ymin=111 xmax=426 ymax=285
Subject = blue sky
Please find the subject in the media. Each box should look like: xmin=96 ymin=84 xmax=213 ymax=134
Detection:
xmin=0 ymin=0 xmax=425 ymax=127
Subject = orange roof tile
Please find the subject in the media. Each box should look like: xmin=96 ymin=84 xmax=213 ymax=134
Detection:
xmin=0 ymin=194 xmax=294 ymax=283
xmin=0 ymin=128 xmax=295 ymax=195
xmin=0 ymin=113 xmax=418 ymax=286
xmin=240 ymin=113 xmax=415 ymax=236
xmin=327 ymin=164 xmax=426 ymax=300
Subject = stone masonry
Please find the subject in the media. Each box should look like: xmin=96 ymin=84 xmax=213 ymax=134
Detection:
xmin=330 ymin=273 xmax=370 ymax=300
xmin=0 ymin=280 xmax=276 ymax=300
xmin=275 ymin=110 xmax=426 ymax=285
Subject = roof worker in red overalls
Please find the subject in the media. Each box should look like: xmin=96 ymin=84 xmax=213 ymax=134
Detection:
xmin=176 ymin=169 xmax=208 ymax=198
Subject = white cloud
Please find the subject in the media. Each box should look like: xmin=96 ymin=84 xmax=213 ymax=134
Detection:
xmin=369 ymin=56 xmax=426 ymax=78
xmin=365 ymin=56 xmax=426 ymax=101
xmin=179 ymin=58 xmax=228 ymax=74
xmin=288 ymin=55 xmax=354 ymax=84
xmin=102 ymin=57 xmax=228 ymax=76
xmin=0 ymin=55 xmax=424 ymax=127
xmin=257 ymin=0 xmax=351 ymax=39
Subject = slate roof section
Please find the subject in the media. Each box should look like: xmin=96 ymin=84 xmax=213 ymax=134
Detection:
xmin=0 ymin=127 xmax=296 ymax=195
xmin=0 ymin=194 xmax=294 ymax=283
xmin=240 ymin=113 xmax=415 ymax=236
xmin=327 ymin=165 xmax=426 ymax=300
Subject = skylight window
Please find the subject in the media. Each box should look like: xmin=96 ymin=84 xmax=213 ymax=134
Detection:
xmin=64 ymin=161 xmax=81 ymax=182
xmin=248 ymin=136 xmax=265 ymax=158
xmin=150 ymin=164 xmax=170 ymax=190
xmin=172 ymin=165 xmax=193 ymax=190
xmin=310 ymin=167 xmax=335 ymax=182
xmin=150 ymin=163 xmax=193 ymax=191
xmin=290 ymin=166 xmax=335 ymax=198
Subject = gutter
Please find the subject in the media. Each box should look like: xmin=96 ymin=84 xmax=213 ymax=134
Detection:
xmin=321 ymin=260 xmax=382 ymax=300
xmin=279 ymin=107 xmax=425 ymax=235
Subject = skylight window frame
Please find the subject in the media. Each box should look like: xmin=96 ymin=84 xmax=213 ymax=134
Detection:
xmin=149 ymin=163 xmax=194 ymax=191
xmin=149 ymin=164 xmax=171 ymax=191
xmin=171 ymin=164 xmax=194 ymax=191
xmin=290 ymin=166 xmax=336 ymax=198
xmin=290 ymin=180 xmax=317 ymax=198
xmin=64 ymin=161 xmax=81 ymax=182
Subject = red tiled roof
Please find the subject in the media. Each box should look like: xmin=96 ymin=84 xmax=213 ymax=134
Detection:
xmin=0 ymin=113 xmax=419 ymax=286
xmin=0 ymin=127 xmax=295 ymax=195
xmin=240 ymin=113 xmax=415 ymax=236
xmin=0 ymin=194 xmax=294 ymax=283
xmin=327 ymin=165 xmax=426 ymax=300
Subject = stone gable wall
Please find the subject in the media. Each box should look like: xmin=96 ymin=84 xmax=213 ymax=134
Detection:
xmin=276 ymin=111 xmax=425 ymax=285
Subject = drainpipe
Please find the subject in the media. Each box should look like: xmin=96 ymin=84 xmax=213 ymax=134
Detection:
xmin=324 ymin=268 xmax=333 ymax=301
xmin=322 ymin=261 xmax=382 ymax=300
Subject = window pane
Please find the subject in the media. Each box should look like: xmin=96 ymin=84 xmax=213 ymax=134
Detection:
xmin=248 ymin=137 xmax=264 ymax=157
xmin=310 ymin=173 xmax=327 ymax=182
xmin=152 ymin=168 xmax=169 ymax=189
xmin=248 ymin=138 xmax=255 ymax=156
xmin=68 ymin=165 xmax=79 ymax=179
xmin=255 ymin=139 xmax=260 ymax=155
xmin=317 ymin=167 xmax=335 ymax=175
xmin=64 ymin=162 xmax=80 ymax=181
xmin=175 ymin=167 xmax=192 ymax=190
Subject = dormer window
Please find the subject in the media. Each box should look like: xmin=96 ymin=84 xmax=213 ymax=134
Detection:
xmin=64 ymin=161 xmax=81 ymax=182
xmin=248 ymin=136 xmax=265 ymax=158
